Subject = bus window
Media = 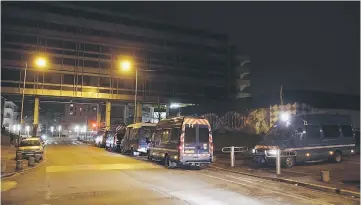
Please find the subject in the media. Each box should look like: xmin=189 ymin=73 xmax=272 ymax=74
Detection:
xmin=341 ymin=125 xmax=353 ymax=138
xmin=143 ymin=127 xmax=155 ymax=139
xmin=132 ymin=128 xmax=139 ymax=140
xmin=322 ymin=125 xmax=341 ymax=139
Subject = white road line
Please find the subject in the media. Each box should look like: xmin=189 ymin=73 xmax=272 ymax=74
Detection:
xmin=199 ymin=172 xmax=332 ymax=205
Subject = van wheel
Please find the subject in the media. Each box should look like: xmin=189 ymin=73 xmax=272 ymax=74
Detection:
xmin=283 ymin=157 xmax=295 ymax=168
xmin=334 ymin=151 xmax=342 ymax=163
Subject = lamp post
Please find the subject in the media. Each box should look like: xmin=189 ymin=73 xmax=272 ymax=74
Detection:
xmin=19 ymin=57 xmax=47 ymax=141
xmin=119 ymin=59 xmax=155 ymax=123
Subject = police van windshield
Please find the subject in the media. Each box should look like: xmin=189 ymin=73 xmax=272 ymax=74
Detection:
xmin=264 ymin=124 xmax=293 ymax=140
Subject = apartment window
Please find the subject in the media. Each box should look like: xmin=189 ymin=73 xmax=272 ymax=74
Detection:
xmin=101 ymin=30 xmax=112 ymax=37
xmin=65 ymin=25 xmax=77 ymax=34
xmin=63 ymin=50 xmax=77 ymax=56
xmin=3 ymin=34 xmax=22 ymax=43
xmin=63 ymin=58 xmax=76 ymax=66
xmin=42 ymin=21 xmax=64 ymax=32
xmin=2 ymin=51 xmax=22 ymax=61
xmin=99 ymin=77 xmax=110 ymax=87
xmin=4 ymin=17 xmax=38 ymax=28
xmin=82 ymin=76 xmax=91 ymax=86
xmin=85 ymin=44 xmax=100 ymax=53
xmin=46 ymin=38 xmax=63 ymax=48
xmin=1 ymin=68 xmax=20 ymax=81
xmin=83 ymin=60 xmax=99 ymax=68
xmin=63 ymin=74 xmax=74 ymax=84
xmin=87 ymin=28 xmax=102 ymax=36
xmin=63 ymin=41 xmax=76 ymax=50
xmin=100 ymin=61 xmax=111 ymax=69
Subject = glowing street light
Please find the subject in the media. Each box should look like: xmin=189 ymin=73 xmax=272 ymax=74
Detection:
xmin=120 ymin=60 xmax=131 ymax=72
xmin=280 ymin=112 xmax=290 ymax=122
xmin=34 ymin=57 xmax=47 ymax=68
xmin=58 ymin=125 xmax=61 ymax=138
xmin=25 ymin=125 xmax=30 ymax=137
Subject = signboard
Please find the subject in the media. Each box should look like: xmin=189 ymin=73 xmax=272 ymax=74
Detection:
xmin=153 ymin=104 xmax=166 ymax=112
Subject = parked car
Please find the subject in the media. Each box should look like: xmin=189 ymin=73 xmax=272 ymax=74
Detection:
xmin=121 ymin=123 xmax=156 ymax=156
xmin=148 ymin=116 xmax=214 ymax=169
xmin=17 ymin=137 xmax=44 ymax=160
xmin=252 ymin=113 xmax=356 ymax=168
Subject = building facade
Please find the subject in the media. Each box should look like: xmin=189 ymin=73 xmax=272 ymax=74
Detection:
xmin=2 ymin=101 xmax=19 ymax=131
xmin=1 ymin=2 xmax=246 ymax=105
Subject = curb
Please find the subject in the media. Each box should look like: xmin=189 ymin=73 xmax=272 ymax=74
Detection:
xmin=210 ymin=165 xmax=360 ymax=199
xmin=1 ymin=158 xmax=47 ymax=179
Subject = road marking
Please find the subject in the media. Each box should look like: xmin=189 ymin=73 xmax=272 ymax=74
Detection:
xmin=46 ymin=163 xmax=161 ymax=173
xmin=199 ymin=172 xmax=332 ymax=205
xmin=1 ymin=181 xmax=17 ymax=192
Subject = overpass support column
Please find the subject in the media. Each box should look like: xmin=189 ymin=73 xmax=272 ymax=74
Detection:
xmin=135 ymin=103 xmax=142 ymax=123
xmin=32 ymin=96 xmax=39 ymax=136
xmin=96 ymin=104 xmax=101 ymax=128
xmin=105 ymin=101 xmax=111 ymax=130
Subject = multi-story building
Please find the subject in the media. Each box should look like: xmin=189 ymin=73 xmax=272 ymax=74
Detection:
xmin=2 ymin=101 xmax=19 ymax=131
xmin=1 ymin=2 xmax=251 ymax=125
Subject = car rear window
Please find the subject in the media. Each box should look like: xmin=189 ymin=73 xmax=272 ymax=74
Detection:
xmin=199 ymin=127 xmax=209 ymax=143
xmin=185 ymin=127 xmax=196 ymax=143
xmin=20 ymin=140 xmax=40 ymax=146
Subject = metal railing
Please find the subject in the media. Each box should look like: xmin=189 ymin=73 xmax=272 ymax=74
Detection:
xmin=221 ymin=146 xmax=248 ymax=167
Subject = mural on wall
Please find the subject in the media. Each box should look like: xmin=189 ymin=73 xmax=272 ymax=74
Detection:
xmin=202 ymin=102 xmax=312 ymax=135
xmin=244 ymin=108 xmax=270 ymax=134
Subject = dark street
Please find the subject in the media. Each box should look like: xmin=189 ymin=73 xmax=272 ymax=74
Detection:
xmin=1 ymin=138 xmax=359 ymax=205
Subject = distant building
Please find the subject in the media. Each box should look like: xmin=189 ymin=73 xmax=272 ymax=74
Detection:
xmin=3 ymin=101 xmax=19 ymax=131
xmin=63 ymin=103 xmax=98 ymax=129
xmin=1 ymin=2 xmax=247 ymax=104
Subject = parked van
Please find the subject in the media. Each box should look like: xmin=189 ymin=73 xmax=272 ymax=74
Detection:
xmin=148 ymin=116 xmax=214 ymax=168
xmin=252 ymin=113 xmax=356 ymax=168
xmin=121 ymin=123 xmax=156 ymax=155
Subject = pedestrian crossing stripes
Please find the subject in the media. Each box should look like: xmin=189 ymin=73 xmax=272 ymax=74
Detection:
xmin=46 ymin=140 xmax=84 ymax=145
xmin=46 ymin=163 xmax=161 ymax=173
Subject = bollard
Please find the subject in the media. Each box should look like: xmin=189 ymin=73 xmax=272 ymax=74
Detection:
xmin=28 ymin=156 xmax=35 ymax=167
xmin=321 ymin=170 xmax=330 ymax=182
xmin=16 ymin=152 xmax=22 ymax=160
xmin=230 ymin=146 xmax=235 ymax=167
xmin=1 ymin=162 xmax=6 ymax=173
xmin=16 ymin=160 xmax=23 ymax=170
xmin=276 ymin=149 xmax=281 ymax=175
xmin=34 ymin=154 xmax=41 ymax=163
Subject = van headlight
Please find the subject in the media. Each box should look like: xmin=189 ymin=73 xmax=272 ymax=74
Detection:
xmin=252 ymin=149 xmax=255 ymax=153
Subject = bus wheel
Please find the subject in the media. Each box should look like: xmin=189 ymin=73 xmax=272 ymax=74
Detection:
xmin=334 ymin=151 xmax=342 ymax=163
xmin=283 ymin=157 xmax=295 ymax=168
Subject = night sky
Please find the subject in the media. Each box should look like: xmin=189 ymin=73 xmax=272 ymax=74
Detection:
xmin=77 ymin=1 xmax=360 ymax=97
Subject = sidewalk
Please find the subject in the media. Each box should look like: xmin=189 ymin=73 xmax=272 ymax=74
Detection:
xmin=213 ymin=155 xmax=360 ymax=195
xmin=1 ymin=145 xmax=17 ymax=177
xmin=1 ymin=145 xmax=45 ymax=178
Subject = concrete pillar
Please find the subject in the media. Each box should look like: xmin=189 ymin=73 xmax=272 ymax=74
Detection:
xmin=105 ymin=101 xmax=111 ymax=130
xmin=135 ymin=103 xmax=142 ymax=123
xmin=33 ymin=96 xmax=39 ymax=136
xmin=123 ymin=105 xmax=127 ymax=124
xmin=96 ymin=104 xmax=101 ymax=128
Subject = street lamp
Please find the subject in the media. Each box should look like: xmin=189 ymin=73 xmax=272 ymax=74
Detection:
xmin=19 ymin=56 xmax=48 ymax=143
xmin=119 ymin=59 xmax=155 ymax=123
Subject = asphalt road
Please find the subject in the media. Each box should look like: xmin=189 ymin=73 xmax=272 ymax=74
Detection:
xmin=1 ymin=138 xmax=359 ymax=205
